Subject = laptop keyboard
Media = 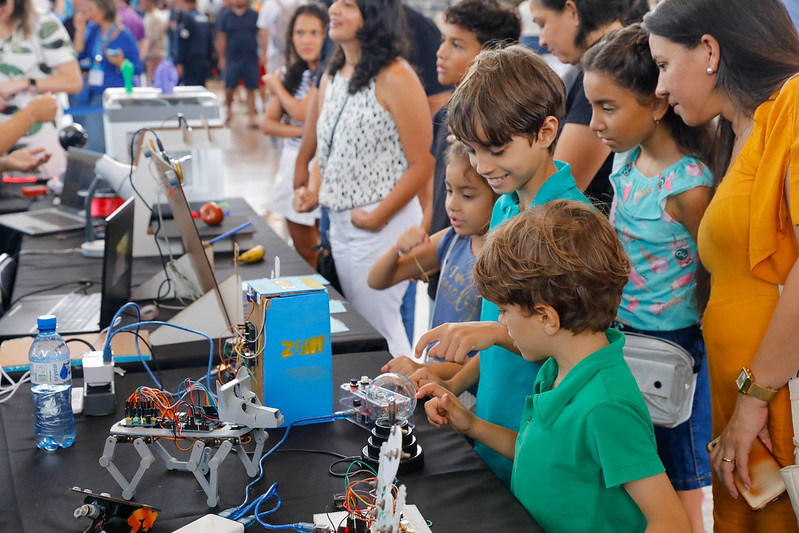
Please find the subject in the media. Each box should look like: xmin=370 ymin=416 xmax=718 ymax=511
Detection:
xmin=35 ymin=211 xmax=83 ymax=225
xmin=47 ymin=292 xmax=102 ymax=332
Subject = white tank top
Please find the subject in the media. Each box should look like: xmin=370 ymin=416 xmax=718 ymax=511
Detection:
xmin=317 ymin=74 xmax=407 ymax=211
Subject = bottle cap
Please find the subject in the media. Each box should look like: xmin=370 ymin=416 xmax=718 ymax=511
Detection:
xmin=37 ymin=314 xmax=57 ymax=331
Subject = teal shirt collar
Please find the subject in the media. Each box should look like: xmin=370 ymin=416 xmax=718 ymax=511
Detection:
xmin=532 ymin=329 xmax=626 ymax=428
xmin=495 ymin=160 xmax=582 ymax=218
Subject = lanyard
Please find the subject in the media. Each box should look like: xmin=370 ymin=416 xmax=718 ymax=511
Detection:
xmin=93 ymin=23 xmax=117 ymax=62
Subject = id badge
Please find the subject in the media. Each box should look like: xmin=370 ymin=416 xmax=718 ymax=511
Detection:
xmin=88 ymin=65 xmax=104 ymax=87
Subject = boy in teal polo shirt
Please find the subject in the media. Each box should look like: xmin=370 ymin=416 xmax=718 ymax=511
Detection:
xmin=413 ymin=45 xmax=590 ymax=485
xmin=418 ymin=201 xmax=689 ymax=532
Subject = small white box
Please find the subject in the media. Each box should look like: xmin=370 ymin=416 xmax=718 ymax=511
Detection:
xmin=171 ymin=514 xmax=244 ymax=533
xmin=82 ymin=351 xmax=115 ymax=386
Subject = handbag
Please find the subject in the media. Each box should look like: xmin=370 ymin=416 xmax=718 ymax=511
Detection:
xmin=315 ymin=241 xmax=342 ymax=295
xmin=781 ymin=373 xmax=799 ymax=524
xmin=622 ymin=332 xmax=697 ymax=428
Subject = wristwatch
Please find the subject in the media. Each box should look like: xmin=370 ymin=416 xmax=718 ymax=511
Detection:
xmin=28 ymin=78 xmax=36 ymax=91
xmin=736 ymin=367 xmax=779 ymax=402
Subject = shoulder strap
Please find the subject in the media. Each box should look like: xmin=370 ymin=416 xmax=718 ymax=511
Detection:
xmin=325 ymin=84 xmax=350 ymax=153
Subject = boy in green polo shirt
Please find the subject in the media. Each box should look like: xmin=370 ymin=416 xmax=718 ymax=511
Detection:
xmin=412 ymin=45 xmax=590 ymax=485
xmin=418 ymin=201 xmax=689 ymax=532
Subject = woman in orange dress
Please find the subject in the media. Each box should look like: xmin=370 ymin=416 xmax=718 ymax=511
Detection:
xmin=645 ymin=0 xmax=799 ymax=530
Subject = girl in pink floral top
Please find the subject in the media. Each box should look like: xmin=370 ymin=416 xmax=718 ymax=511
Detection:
xmin=583 ymin=24 xmax=713 ymax=532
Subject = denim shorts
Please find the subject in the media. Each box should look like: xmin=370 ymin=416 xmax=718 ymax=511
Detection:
xmin=618 ymin=324 xmax=712 ymax=491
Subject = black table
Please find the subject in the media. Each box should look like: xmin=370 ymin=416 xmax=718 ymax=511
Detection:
xmin=0 ymin=351 xmax=541 ymax=532
xmin=7 ymin=197 xmax=388 ymax=361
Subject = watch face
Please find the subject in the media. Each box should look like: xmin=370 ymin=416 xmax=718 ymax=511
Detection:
xmin=736 ymin=369 xmax=749 ymax=391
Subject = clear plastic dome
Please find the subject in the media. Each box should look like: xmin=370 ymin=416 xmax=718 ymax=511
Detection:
xmin=366 ymin=373 xmax=417 ymax=422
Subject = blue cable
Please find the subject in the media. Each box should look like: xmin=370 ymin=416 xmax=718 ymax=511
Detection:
xmin=108 ymin=319 xmax=215 ymax=394
xmin=103 ymin=302 xmax=143 ymax=363
xmin=226 ymin=412 xmax=349 ymax=526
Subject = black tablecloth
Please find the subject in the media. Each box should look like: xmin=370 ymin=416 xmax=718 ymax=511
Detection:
xmin=7 ymin=198 xmax=388 ymax=359
xmin=0 ymin=351 xmax=541 ymax=532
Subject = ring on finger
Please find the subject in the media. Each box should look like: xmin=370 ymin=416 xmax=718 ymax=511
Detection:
xmin=721 ymin=457 xmax=735 ymax=464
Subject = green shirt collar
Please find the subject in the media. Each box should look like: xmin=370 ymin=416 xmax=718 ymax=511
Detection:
xmin=532 ymin=329 xmax=626 ymax=428
xmin=495 ymin=160 xmax=579 ymax=217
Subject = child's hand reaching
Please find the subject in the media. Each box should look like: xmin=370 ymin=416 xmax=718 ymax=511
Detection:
xmin=395 ymin=225 xmax=429 ymax=254
xmin=417 ymin=383 xmax=474 ymax=434
xmin=408 ymin=366 xmax=447 ymax=391
xmin=381 ymin=355 xmax=424 ymax=377
xmin=415 ymin=321 xmax=509 ymax=364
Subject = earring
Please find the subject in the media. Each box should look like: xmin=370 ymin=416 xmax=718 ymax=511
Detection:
xmin=654 ymin=117 xmax=661 ymax=124
xmin=707 ymin=67 xmax=715 ymax=74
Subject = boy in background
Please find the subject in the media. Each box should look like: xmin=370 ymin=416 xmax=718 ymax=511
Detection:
xmin=419 ymin=201 xmax=690 ymax=533
xmin=424 ymin=0 xmax=521 ymax=304
xmin=218 ymin=0 xmax=260 ymax=127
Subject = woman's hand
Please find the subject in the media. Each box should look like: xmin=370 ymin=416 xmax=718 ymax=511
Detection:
xmin=0 ymin=79 xmax=30 ymax=99
xmin=74 ymin=11 xmax=87 ymax=32
xmin=708 ymin=393 xmax=771 ymax=499
xmin=292 ymin=186 xmax=318 ymax=213
xmin=262 ymin=72 xmax=282 ymax=95
xmin=351 ymin=208 xmax=383 ymax=230
xmin=0 ymin=147 xmax=52 ymax=172
xmin=106 ymin=49 xmax=126 ymax=69
xmin=24 ymin=94 xmax=58 ymax=122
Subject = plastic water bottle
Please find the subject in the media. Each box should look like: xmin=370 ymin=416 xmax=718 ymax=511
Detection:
xmin=29 ymin=315 xmax=75 ymax=451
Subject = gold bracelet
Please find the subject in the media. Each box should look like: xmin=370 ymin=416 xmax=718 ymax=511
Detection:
xmin=413 ymin=254 xmax=430 ymax=283
xmin=20 ymin=107 xmax=35 ymax=129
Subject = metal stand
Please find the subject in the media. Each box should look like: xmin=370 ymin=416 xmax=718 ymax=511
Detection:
xmin=99 ymin=423 xmax=268 ymax=506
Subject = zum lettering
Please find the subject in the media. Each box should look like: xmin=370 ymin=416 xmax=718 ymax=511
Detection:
xmin=281 ymin=336 xmax=326 ymax=357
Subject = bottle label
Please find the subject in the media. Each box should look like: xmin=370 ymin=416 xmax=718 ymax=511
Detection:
xmin=30 ymin=361 xmax=71 ymax=385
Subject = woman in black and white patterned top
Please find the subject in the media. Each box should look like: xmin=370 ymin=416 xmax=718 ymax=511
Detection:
xmin=294 ymin=0 xmax=434 ymax=357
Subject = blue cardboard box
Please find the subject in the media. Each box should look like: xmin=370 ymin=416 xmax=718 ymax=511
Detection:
xmin=247 ymin=276 xmax=333 ymax=426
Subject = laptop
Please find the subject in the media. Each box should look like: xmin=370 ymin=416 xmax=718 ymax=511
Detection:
xmin=0 ymin=148 xmax=102 ymax=236
xmin=0 ymin=197 xmax=135 ymax=338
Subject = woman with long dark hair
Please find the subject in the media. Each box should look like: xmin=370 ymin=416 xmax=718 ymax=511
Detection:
xmin=645 ymin=0 xmax=799 ymax=530
xmin=262 ymin=2 xmax=328 ymax=268
xmin=295 ymin=0 xmax=434 ymax=357
xmin=528 ymin=0 xmax=647 ymax=213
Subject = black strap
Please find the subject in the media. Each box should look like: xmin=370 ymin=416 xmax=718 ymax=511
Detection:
xmin=325 ymin=83 xmax=350 ymax=154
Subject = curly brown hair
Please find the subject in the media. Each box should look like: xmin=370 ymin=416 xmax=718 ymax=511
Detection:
xmin=473 ymin=200 xmax=629 ymax=334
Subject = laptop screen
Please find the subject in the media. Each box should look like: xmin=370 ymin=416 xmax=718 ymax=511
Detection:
xmin=62 ymin=148 xmax=103 ymax=211
xmin=100 ymin=197 xmax=134 ymax=328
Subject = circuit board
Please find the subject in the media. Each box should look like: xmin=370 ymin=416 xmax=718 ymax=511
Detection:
xmin=118 ymin=401 xmax=224 ymax=433
xmin=313 ymin=505 xmax=431 ymax=533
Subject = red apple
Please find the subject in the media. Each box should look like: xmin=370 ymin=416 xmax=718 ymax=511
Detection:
xmin=200 ymin=201 xmax=224 ymax=226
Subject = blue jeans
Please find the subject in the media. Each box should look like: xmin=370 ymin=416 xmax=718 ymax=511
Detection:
xmin=619 ymin=324 xmax=712 ymax=491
